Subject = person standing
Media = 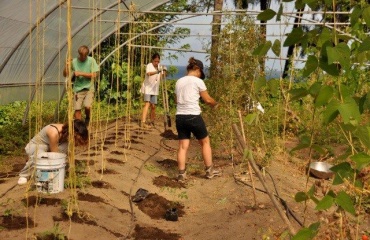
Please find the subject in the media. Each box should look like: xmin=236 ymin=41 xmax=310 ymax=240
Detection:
xmin=140 ymin=53 xmax=166 ymax=127
xmin=63 ymin=45 xmax=100 ymax=125
xmin=18 ymin=119 xmax=89 ymax=185
xmin=175 ymin=57 xmax=220 ymax=181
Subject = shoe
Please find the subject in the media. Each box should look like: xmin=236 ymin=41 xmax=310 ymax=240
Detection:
xmin=177 ymin=172 xmax=187 ymax=182
xmin=140 ymin=122 xmax=151 ymax=129
xmin=205 ymin=165 xmax=221 ymax=179
xmin=18 ymin=177 xmax=28 ymax=185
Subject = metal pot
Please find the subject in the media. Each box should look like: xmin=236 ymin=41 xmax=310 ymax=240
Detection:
xmin=309 ymin=162 xmax=334 ymax=179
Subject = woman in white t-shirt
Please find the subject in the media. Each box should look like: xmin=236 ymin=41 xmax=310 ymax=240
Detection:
xmin=175 ymin=57 xmax=220 ymax=182
xmin=140 ymin=53 xmax=166 ymax=127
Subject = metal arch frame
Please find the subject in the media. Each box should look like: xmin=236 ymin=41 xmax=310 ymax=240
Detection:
xmin=22 ymin=0 xmax=170 ymax=124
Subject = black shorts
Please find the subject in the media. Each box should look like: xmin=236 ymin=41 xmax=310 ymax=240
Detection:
xmin=176 ymin=115 xmax=208 ymax=140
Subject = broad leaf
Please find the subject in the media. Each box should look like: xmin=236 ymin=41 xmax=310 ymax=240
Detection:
xmin=254 ymin=76 xmax=266 ymax=93
xmin=326 ymin=43 xmax=351 ymax=70
xmin=331 ymin=162 xmax=354 ymax=185
xmin=267 ymin=78 xmax=279 ymax=97
xmin=314 ymin=85 xmax=333 ymax=107
xmin=351 ymin=6 xmax=362 ymax=27
xmin=315 ymin=195 xmax=334 ymax=211
xmin=336 ymin=191 xmax=356 ymax=215
xmin=350 ymin=153 xmax=370 ymax=170
xmin=362 ymin=6 xmax=370 ymax=28
xmin=257 ymin=9 xmax=276 ymax=21
xmin=252 ymin=41 xmax=272 ymax=56
xmin=244 ymin=113 xmax=258 ymax=125
xmin=295 ymin=191 xmax=309 ymax=202
xmin=303 ymin=0 xmax=318 ymax=9
xmin=292 ymin=228 xmax=315 ymax=240
xmin=309 ymin=82 xmax=322 ymax=97
xmin=358 ymin=37 xmax=370 ymax=52
xmin=319 ymin=58 xmax=340 ymax=76
xmin=317 ymin=29 xmax=332 ymax=48
xmin=283 ymin=27 xmax=304 ymax=47
xmin=289 ymin=88 xmax=309 ymax=101
xmin=302 ymin=55 xmax=318 ymax=78
xmin=337 ymin=97 xmax=361 ymax=126
xmin=354 ymin=126 xmax=370 ymax=150
xmin=276 ymin=4 xmax=283 ymax=21
xmin=322 ymin=99 xmax=340 ymax=125
xmin=272 ymin=39 xmax=281 ymax=56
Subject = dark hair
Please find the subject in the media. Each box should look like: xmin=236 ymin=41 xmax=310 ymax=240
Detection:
xmin=151 ymin=53 xmax=160 ymax=60
xmin=59 ymin=119 xmax=88 ymax=144
xmin=78 ymin=45 xmax=89 ymax=55
xmin=187 ymin=57 xmax=205 ymax=80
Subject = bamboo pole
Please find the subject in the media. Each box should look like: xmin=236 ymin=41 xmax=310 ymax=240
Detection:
xmin=232 ymin=123 xmax=296 ymax=235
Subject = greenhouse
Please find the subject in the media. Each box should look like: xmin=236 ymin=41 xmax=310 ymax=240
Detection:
xmin=0 ymin=0 xmax=369 ymax=239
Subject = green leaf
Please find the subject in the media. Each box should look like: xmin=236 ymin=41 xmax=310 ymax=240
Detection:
xmin=315 ymin=195 xmax=334 ymax=211
xmin=272 ymin=39 xmax=281 ymax=56
xmin=350 ymin=6 xmax=362 ymax=27
xmin=288 ymin=88 xmax=309 ymax=101
xmin=362 ymin=6 xmax=370 ymax=28
xmin=326 ymin=43 xmax=351 ymax=70
xmin=331 ymin=162 xmax=354 ymax=185
xmin=319 ymin=58 xmax=340 ymax=76
xmin=276 ymin=4 xmax=283 ymax=21
xmin=244 ymin=113 xmax=258 ymax=125
xmin=309 ymin=82 xmax=322 ymax=97
xmin=267 ymin=78 xmax=279 ymax=97
xmin=339 ymin=84 xmax=351 ymax=99
xmin=295 ymin=0 xmax=305 ymax=10
xmin=322 ymin=99 xmax=340 ymax=125
xmin=337 ymin=97 xmax=361 ymax=126
xmin=291 ymin=142 xmax=310 ymax=152
xmin=292 ymin=228 xmax=314 ymax=240
xmin=336 ymin=191 xmax=356 ymax=215
xmin=302 ymin=55 xmax=318 ymax=78
xmin=303 ymin=0 xmax=318 ymax=9
xmin=257 ymin=9 xmax=276 ymax=21
xmin=357 ymin=37 xmax=370 ymax=52
xmin=314 ymin=85 xmax=333 ymax=107
xmin=354 ymin=126 xmax=370 ymax=150
xmin=252 ymin=41 xmax=272 ymax=56
xmin=317 ymin=29 xmax=332 ymax=48
xmin=295 ymin=191 xmax=309 ymax=202
xmin=254 ymin=76 xmax=267 ymax=93
xmin=350 ymin=153 xmax=370 ymax=170
xmin=283 ymin=27 xmax=304 ymax=47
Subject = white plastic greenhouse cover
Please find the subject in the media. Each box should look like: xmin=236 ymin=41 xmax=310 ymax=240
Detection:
xmin=0 ymin=0 xmax=169 ymax=105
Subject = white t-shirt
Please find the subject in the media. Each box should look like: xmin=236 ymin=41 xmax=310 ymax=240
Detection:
xmin=141 ymin=63 xmax=162 ymax=95
xmin=175 ymin=75 xmax=207 ymax=115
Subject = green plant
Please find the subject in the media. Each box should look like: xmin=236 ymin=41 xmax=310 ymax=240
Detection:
xmin=37 ymin=223 xmax=67 ymax=240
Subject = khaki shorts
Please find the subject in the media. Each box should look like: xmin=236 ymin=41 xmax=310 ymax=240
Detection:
xmin=74 ymin=90 xmax=94 ymax=110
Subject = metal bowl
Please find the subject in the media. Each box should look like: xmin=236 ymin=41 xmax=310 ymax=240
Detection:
xmin=309 ymin=162 xmax=334 ymax=179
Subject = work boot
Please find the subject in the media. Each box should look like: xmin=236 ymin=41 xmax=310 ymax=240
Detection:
xmin=205 ymin=165 xmax=221 ymax=179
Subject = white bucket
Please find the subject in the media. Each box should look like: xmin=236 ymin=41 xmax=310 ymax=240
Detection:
xmin=34 ymin=152 xmax=67 ymax=194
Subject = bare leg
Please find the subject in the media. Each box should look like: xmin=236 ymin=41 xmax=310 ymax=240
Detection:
xmin=198 ymin=136 xmax=213 ymax=168
xmin=150 ymin=103 xmax=156 ymax=123
xmin=141 ymin=102 xmax=150 ymax=123
xmin=177 ymin=139 xmax=190 ymax=171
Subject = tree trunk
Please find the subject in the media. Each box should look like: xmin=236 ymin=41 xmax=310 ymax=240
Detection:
xmin=210 ymin=0 xmax=223 ymax=79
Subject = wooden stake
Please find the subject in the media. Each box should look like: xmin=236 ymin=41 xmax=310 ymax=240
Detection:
xmin=232 ymin=124 xmax=296 ymax=235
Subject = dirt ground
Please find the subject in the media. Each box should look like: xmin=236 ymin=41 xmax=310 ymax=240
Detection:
xmin=0 ymin=116 xmax=368 ymax=240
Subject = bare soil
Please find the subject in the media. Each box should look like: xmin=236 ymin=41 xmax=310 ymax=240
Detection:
xmin=0 ymin=116 xmax=368 ymax=240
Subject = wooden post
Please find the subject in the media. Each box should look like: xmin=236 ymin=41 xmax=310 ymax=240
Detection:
xmin=232 ymin=123 xmax=296 ymax=235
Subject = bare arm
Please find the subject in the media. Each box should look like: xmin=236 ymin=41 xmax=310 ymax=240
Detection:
xmin=46 ymin=126 xmax=60 ymax=152
xmin=200 ymin=90 xmax=218 ymax=108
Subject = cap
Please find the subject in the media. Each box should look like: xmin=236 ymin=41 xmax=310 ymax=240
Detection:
xmin=194 ymin=59 xmax=205 ymax=80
